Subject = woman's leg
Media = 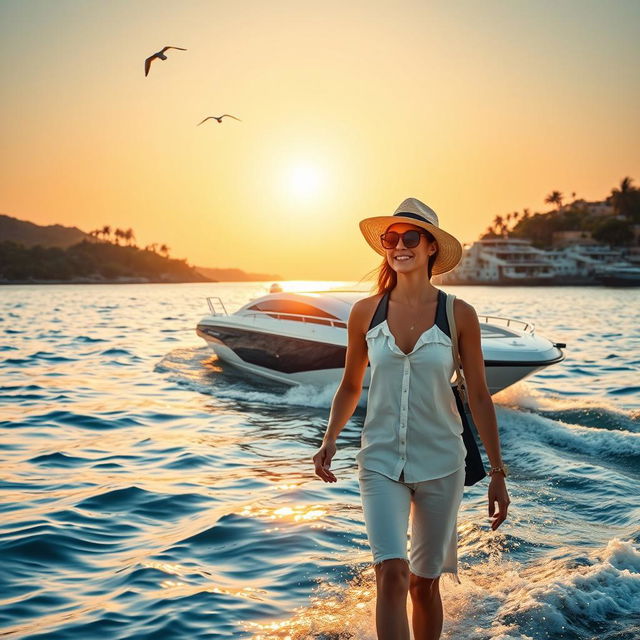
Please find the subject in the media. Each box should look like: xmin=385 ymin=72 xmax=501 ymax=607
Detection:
xmin=358 ymin=467 xmax=413 ymax=640
xmin=374 ymin=558 xmax=411 ymax=639
xmin=408 ymin=574 xmax=442 ymax=640
xmin=407 ymin=465 xmax=465 ymax=640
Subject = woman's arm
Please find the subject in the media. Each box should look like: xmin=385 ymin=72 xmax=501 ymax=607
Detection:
xmin=312 ymin=297 xmax=372 ymax=482
xmin=456 ymin=298 xmax=510 ymax=530
xmin=455 ymin=298 xmax=504 ymax=470
xmin=322 ymin=298 xmax=370 ymax=443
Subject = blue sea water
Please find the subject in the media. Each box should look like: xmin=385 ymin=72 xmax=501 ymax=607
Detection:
xmin=1 ymin=282 xmax=639 ymax=640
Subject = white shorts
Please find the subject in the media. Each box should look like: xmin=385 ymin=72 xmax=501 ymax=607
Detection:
xmin=357 ymin=464 xmax=465 ymax=585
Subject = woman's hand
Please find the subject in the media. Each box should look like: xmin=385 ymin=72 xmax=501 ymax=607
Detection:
xmin=488 ymin=474 xmax=510 ymax=530
xmin=313 ymin=440 xmax=337 ymax=483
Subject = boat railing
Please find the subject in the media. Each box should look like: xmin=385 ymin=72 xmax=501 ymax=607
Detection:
xmin=478 ymin=314 xmax=535 ymax=333
xmin=206 ymin=296 xmax=229 ymax=316
xmin=242 ymin=311 xmax=347 ymax=328
xmin=207 ymin=298 xmax=532 ymax=332
xmin=245 ymin=310 xmax=528 ymax=332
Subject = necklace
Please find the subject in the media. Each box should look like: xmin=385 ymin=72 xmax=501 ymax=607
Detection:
xmin=391 ymin=291 xmax=438 ymax=332
xmin=407 ymin=309 xmax=427 ymax=331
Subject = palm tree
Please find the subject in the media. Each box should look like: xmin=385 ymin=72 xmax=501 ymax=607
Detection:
xmin=101 ymin=225 xmax=111 ymax=243
xmin=123 ymin=228 xmax=136 ymax=247
xmin=620 ymin=176 xmax=633 ymax=191
xmin=481 ymin=225 xmax=497 ymax=239
xmin=114 ymin=228 xmax=124 ymax=245
xmin=545 ymin=191 xmax=564 ymax=211
xmin=159 ymin=244 xmax=170 ymax=258
xmin=610 ymin=176 xmax=635 ymax=218
xmin=493 ymin=214 xmax=510 ymax=237
xmin=505 ymin=212 xmax=516 ymax=236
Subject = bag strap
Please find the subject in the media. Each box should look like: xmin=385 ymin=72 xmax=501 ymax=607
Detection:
xmin=446 ymin=292 xmax=469 ymax=405
xmin=368 ymin=290 xmax=389 ymax=331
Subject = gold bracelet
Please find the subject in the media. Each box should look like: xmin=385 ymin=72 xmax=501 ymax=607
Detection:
xmin=488 ymin=463 xmax=509 ymax=478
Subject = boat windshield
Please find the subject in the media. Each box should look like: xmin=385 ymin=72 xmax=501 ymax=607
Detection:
xmin=246 ymin=300 xmax=343 ymax=327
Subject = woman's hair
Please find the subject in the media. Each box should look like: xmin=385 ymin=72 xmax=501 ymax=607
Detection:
xmin=359 ymin=230 xmax=439 ymax=295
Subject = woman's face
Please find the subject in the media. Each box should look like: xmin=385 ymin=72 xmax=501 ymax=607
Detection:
xmin=383 ymin=222 xmax=437 ymax=273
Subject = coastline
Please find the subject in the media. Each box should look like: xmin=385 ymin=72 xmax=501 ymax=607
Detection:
xmin=435 ymin=279 xmax=617 ymax=286
xmin=0 ymin=277 xmax=217 ymax=285
xmin=2 ymin=279 xmax=635 ymax=287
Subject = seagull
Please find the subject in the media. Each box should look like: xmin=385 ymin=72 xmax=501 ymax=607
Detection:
xmin=144 ymin=46 xmax=187 ymax=76
xmin=197 ymin=114 xmax=242 ymax=126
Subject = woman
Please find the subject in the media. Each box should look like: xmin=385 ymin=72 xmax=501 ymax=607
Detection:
xmin=312 ymin=198 xmax=510 ymax=640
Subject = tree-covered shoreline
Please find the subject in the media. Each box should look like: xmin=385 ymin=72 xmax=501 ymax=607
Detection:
xmin=480 ymin=177 xmax=640 ymax=247
xmin=0 ymin=239 xmax=212 ymax=283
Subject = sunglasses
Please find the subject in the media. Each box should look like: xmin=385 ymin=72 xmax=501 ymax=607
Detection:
xmin=380 ymin=229 xmax=429 ymax=250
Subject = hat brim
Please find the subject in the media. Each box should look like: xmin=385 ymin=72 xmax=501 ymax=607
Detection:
xmin=359 ymin=216 xmax=463 ymax=275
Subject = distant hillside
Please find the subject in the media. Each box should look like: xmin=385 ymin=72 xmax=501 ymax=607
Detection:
xmin=0 ymin=214 xmax=89 ymax=248
xmin=0 ymin=240 xmax=212 ymax=283
xmin=195 ymin=266 xmax=283 ymax=282
xmin=0 ymin=213 xmax=283 ymax=282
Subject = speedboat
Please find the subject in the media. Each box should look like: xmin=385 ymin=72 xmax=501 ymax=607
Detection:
xmin=195 ymin=289 xmax=566 ymax=392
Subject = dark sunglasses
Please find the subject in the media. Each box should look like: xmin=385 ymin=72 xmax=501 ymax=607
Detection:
xmin=380 ymin=229 xmax=428 ymax=250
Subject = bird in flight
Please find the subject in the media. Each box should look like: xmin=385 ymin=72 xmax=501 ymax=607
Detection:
xmin=197 ymin=115 xmax=242 ymax=125
xmin=144 ymin=46 xmax=187 ymax=76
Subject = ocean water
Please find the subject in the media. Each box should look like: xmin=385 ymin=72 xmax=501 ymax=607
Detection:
xmin=1 ymin=282 xmax=639 ymax=640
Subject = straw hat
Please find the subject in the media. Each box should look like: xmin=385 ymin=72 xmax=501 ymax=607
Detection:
xmin=359 ymin=197 xmax=463 ymax=275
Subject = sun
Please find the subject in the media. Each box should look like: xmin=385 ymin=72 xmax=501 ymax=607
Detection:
xmin=285 ymin=163 xmax=324 ymax=200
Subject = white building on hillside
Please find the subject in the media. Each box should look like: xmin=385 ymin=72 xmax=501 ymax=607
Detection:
xmin=436 ymin=237 xmax=630 ymax=285
xmin=570 ymin=199 xmax=614 ymax=216
xmin=436 ymin=238 xmax=555 ymax=285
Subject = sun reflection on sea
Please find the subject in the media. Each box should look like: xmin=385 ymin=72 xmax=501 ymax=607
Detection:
xmin=244 ymin=570 xmax=377 ymax=640
xmin=241 ymin=504 xmax=327 ymax=524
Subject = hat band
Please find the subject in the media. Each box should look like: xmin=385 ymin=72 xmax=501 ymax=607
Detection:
xmin=393 ymin=211 xmax=435 ymax=226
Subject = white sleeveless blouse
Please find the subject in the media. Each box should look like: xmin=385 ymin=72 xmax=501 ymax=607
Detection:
xmin=355 ymin=291 xmax=467 ymax=483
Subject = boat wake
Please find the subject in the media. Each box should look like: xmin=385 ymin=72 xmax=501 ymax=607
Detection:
xmin=156 ymin=346 xmax=346 ymax=409
xmin=240 ymin=535 xmax=640 ymax=640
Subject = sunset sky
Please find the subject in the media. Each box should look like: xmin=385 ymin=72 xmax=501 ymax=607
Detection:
xmin=1 ymin=0 xmax=639 ymax=280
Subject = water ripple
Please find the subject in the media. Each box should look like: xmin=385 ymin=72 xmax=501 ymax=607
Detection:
xmin=1 ymin=283 xmax=638 ymax=639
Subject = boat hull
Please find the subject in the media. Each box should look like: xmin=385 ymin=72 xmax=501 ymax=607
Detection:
xmin=196 ymin=322 xmax=564 ymax=394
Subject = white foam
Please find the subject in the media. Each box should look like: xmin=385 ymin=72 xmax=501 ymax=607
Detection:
xmin=241 ymin=537 xmax=640 ymax=639
xmin=496 ymin=405 xmax=640 ymax=462
xmin=158 ymin=348 xmax=361 ymax=409
xmin=484 ymin=537 xmax=640 ymax=638
xmin=213 ymin=382 xmax=345 ymax=409
xmin=494 ymin=379 xmax=638 ymax=420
